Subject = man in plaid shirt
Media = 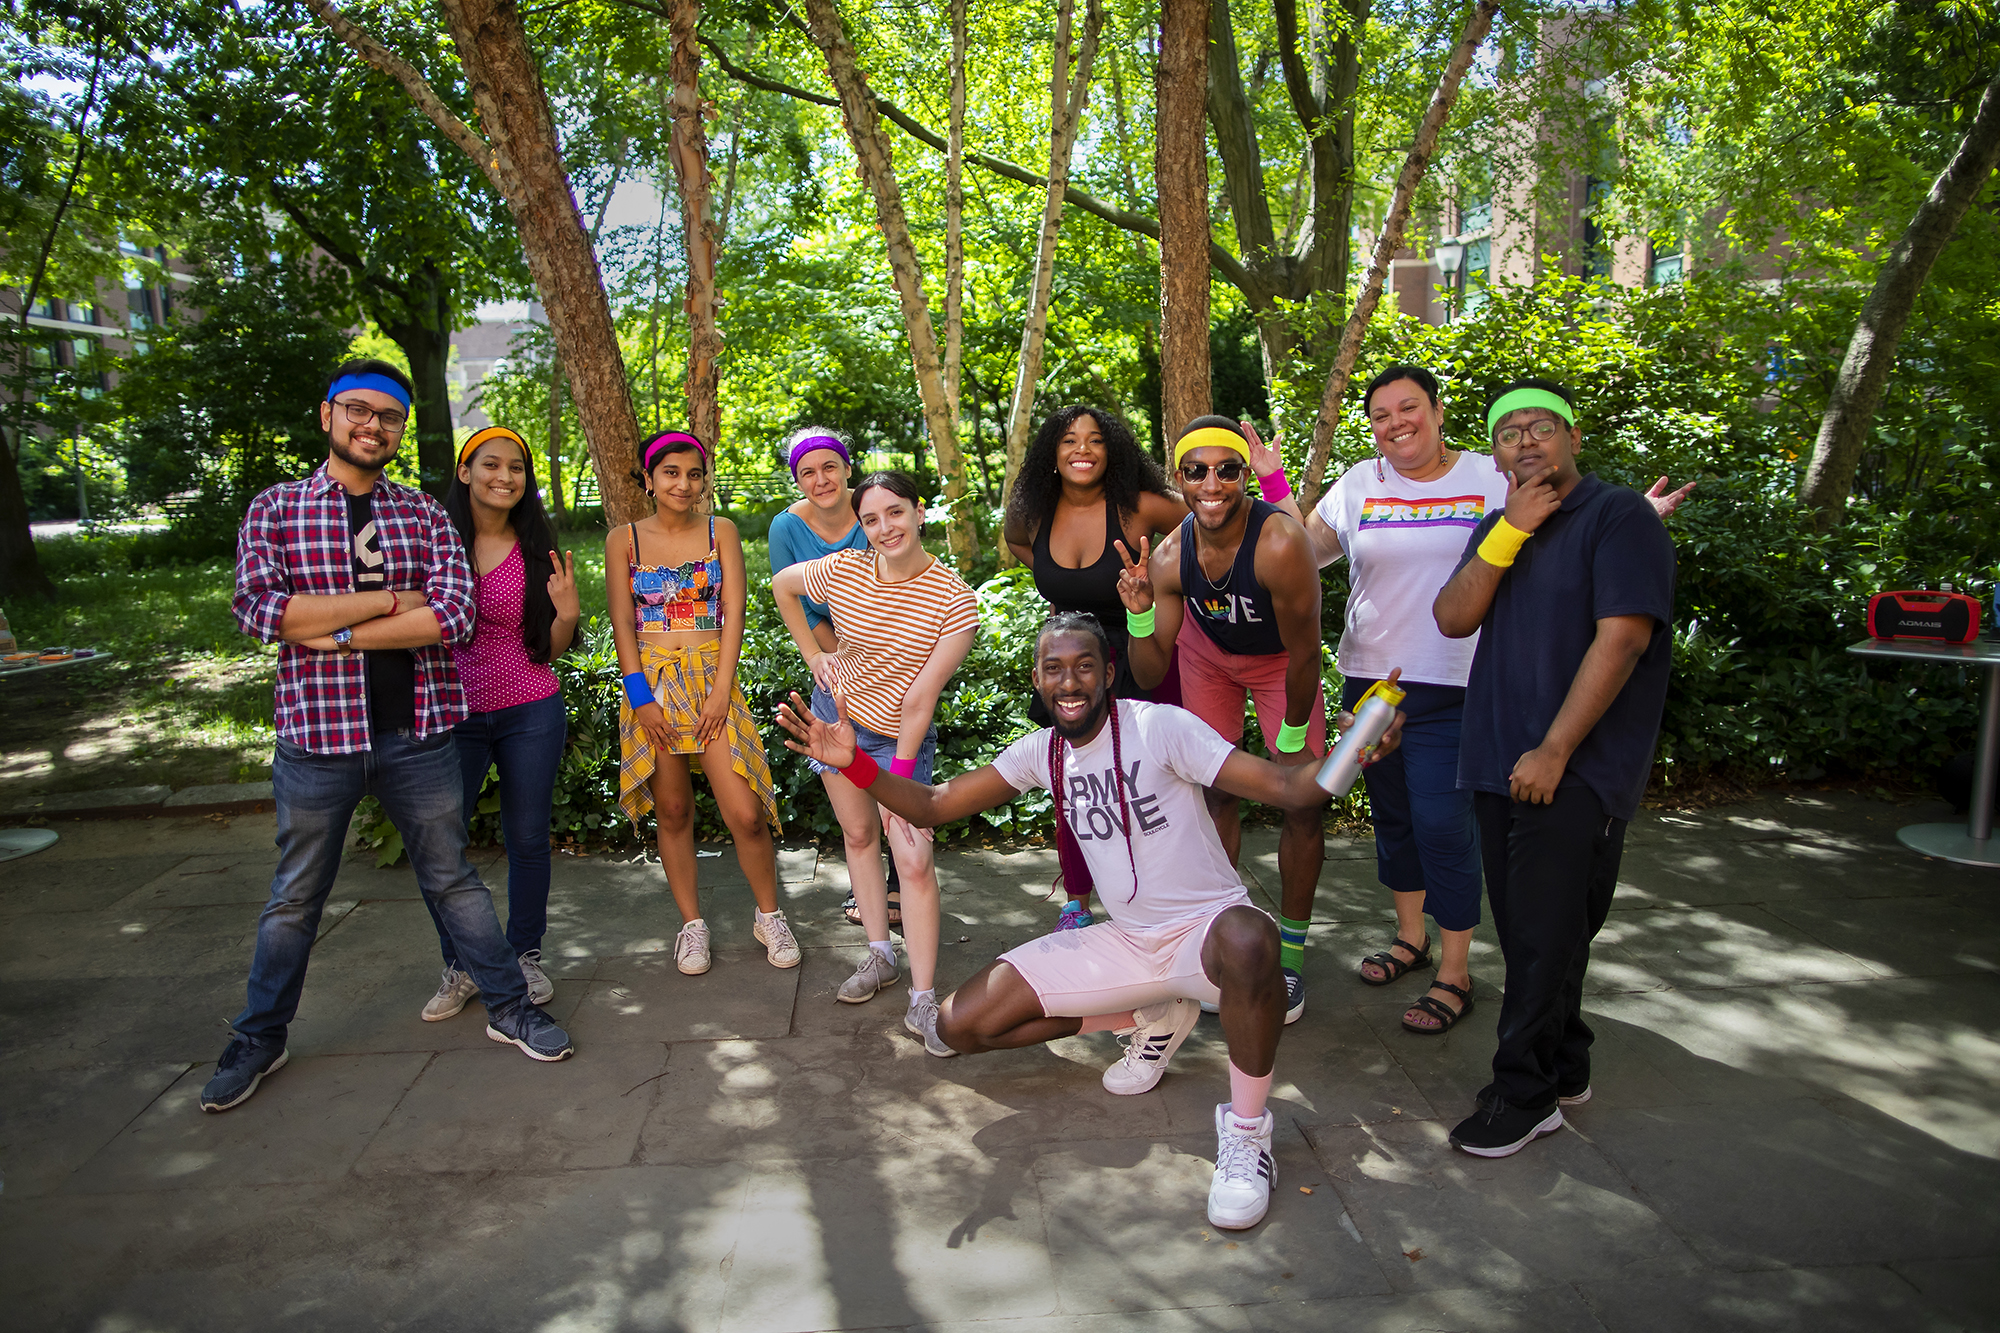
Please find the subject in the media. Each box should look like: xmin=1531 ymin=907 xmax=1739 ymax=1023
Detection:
xmin=202 ymin=358 xmax=575 ymax=1113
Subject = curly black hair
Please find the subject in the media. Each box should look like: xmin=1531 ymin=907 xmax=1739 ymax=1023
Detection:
xmin=1004 ymin=405 xmax=1171 ymax=542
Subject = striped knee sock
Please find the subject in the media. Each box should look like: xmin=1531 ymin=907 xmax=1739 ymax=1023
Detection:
xmin=1278 ymin=914 xmax=1309 ymax=974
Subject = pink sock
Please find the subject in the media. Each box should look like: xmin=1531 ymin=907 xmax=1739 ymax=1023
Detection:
xmin=1078 ymin=1010 xmax=1137 ymax=1034
xmin=1228 ymin=1061 xmax=1273 ymax=1123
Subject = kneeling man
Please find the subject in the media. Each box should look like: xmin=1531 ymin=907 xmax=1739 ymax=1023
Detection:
xmin=779 ymin=611 xmax=1397 ymax=1229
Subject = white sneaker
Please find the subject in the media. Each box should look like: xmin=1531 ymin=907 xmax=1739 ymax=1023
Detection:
xmin=1101 ymin=998 xmax=1200 ymax=1095
xmin=905 ymin=993 xmax=958 ymax=1057
xmin=421 ymin=966 xmax=479 ymax=1021
xmin=675 ymin=920 xmax=712 ymax=975
xmin=519 ymin=949 xmax=555 ymax=1006
xmin=1208 ymin=1103 xmax=1276 ymax=1230
xmin=754 ymin=910 xmax=802 ymax=969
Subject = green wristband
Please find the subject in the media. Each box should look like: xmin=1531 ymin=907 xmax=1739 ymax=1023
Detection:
xmin=1275 ymin=720 xmax=1309 ymax=753
xmin=1127 ymin=607 xmax=1156 ymax=638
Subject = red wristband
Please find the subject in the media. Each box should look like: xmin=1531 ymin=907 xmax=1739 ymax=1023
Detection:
xmin=890 ymin=756 xmax=918 ymax=777
xmin=841 ymin=749 xmax=881 ymax=788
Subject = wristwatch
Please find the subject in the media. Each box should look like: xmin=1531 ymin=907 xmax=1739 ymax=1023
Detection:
xmin=332 ymin=627 xmax=354 ymax=653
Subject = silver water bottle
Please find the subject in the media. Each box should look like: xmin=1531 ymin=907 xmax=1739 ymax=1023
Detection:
xmin=1316 ymin=678 xmax=1406 ymax=797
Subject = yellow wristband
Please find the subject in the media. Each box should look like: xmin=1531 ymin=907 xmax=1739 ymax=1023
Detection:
xmin=1477 ymin=516 xmax=1532 ymax=568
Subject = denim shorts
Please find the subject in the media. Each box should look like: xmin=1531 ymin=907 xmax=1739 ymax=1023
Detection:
xmin=805 ymin=684 xmax=937 ymax=783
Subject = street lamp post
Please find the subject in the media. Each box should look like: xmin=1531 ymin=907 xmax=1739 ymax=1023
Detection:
xmin=1435 ymin=241 xmax=1466 ymax=323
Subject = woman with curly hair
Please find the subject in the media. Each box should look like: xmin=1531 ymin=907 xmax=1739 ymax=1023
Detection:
xmin=1003 ymin=405 xmax=1298 ymax=928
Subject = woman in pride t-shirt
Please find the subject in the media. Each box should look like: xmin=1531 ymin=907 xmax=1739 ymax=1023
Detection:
xmin=770 ymin=471 xmax=979 ymax=1057
xmin=1304 ymin=365 xmax=1511 ymax=1036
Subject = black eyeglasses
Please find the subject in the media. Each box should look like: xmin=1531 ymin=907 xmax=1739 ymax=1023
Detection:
xmin=1179 ymin=460 xmax=1247 ymax=483
xmin=1494 ymin=418 xmax=1563 ymax=450
xmin=333 ymin=397 xmax=409 ymax=434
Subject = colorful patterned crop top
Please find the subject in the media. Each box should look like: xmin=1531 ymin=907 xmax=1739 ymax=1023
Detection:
xmin=630 ymin=520 xmax=724 ymax=632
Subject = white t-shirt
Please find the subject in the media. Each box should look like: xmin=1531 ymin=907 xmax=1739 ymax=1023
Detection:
xmin=1315 ymin=451 xmax=1511 ymax=688
xmin=991 ymin=701 xmax=1250 ymax=931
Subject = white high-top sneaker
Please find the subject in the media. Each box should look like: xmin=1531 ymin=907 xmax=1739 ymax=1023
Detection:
xmin=1208 ymin=1103 xmax=1276 ymax=1230
xmin=1100 ymin=998 xmax=1200 ymax=1095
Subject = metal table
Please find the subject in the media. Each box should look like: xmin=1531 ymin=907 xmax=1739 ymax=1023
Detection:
xmin=1847 ymin=637 xmax=2000 ymax=867
xmin=0 ymin=650 xmax=112 ymax=863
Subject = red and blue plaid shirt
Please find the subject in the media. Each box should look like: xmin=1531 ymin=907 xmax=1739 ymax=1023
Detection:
xmin=234 ymin=465 xmax=477 ymax=754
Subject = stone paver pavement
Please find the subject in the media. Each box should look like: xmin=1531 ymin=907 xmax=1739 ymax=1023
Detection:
xmin=1 ymin=791 xmax=1996 ymax=1331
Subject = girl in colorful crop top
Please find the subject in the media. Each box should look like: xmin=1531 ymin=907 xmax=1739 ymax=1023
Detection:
xmin=606 ymin=430 xmax=798 ymax=977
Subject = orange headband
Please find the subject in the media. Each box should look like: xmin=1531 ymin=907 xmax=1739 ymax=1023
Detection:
xmin=459 ymin=426 xmax=527 ymax=465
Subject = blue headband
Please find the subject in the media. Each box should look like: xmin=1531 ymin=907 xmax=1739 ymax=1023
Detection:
xmin=326 ymin=373 xmax=412 ymax=410
xmin=788 ymin=434 xmax=850 ymax=475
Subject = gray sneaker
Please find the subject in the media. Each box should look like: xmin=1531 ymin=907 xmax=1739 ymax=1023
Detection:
xmin=519 ymin=950 xmax=555 ymax=1006
xmin=199 ymin=1037 xmax=288 ymax=1113
xmin=422 ymin=965 xmax=480 ymax=1022
xmin=486 ymin=1004 xmax=574 ymax=1062
xmin=836 ymin=948 xmax=899 ymax=1003
xmin=905 ymin=993 xmax=958 ymax=1057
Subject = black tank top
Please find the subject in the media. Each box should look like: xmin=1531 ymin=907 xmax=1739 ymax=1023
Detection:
xmin=1179 ymin=498 xmax=1289 ymax=656
xmin=1028 ymin=499 xmax=1142 ymax=718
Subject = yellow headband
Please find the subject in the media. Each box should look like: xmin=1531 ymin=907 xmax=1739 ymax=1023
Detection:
xmin=1172 ymin=426 xmax=1250 ymax=471
xmin=459 ymin=425 xmax=527 ymax=466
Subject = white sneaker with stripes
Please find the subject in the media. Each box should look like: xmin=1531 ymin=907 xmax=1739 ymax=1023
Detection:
xmin=1208 ymin=1104 xmax=1276 ymax=1230
xmin=1100 ymin=998 xmax=1200 ymax=1095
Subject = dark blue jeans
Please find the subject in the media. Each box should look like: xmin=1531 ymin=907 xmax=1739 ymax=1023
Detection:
xmin=230 ymin=729 xmax=529 ymax=1048
xmin=1344 ymin=678 xmax=1484 ymax=931
xmin=430 ymin=690 xmax=566 ymax=965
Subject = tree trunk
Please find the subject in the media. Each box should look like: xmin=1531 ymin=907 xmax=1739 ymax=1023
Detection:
xmin=376 ymin=262 xmax=456 ymax=496
xmin=546 ymin=350 xmax=566 ymax=529
xmin=1156 ymin=0 xmax=1212 ymax=437
xmin=945 ymin=0 xmax=966 ymax=424
xmin=1801 ymin=65 xmax=2000 ymax=530
xmin=1299 ymin=0 xmax=1498 ymax=509
xmin=310 ymin=0 xmax=652 ymax=527
xmin=1001 ymin=0 xmax=1104 ymax=505
xmin=801 ymin=0 xmax=977 ymax=563
xmin=0 ymin=426 xmax=55 ymax=601
xmin=664 ymin=0 xmax=722 ymax=452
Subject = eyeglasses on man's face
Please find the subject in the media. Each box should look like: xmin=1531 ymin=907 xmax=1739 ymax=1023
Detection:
xmin=1493 ymin=418 xmax=1564 ymax=450
xmin=334 ymin=397 xmax=409 ymax=434
xmin=1179 ymin=460 xmax=1246 ymax=483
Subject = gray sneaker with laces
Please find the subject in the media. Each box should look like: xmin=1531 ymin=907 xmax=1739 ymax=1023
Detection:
xmin=836 ymin=948 xmax=899 ymax=1003
xmin=421 ymin=965 xmax=480 ymax=1022
xmin=905 ymin=993 xmax=958 ymax=1057
xmin=519 ymin=950 xmax=555 ymax=1006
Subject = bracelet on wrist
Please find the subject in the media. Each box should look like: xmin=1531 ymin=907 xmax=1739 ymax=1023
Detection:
xmin=1275 ymin=720 xmax=1310 ymax=753
xmin=1258 ymin=467 xmax=1293 ymax=503
xmin=1477 ymin=516 xmax=1533 ymax=569
xmin=622 ymin=671 xmax=655 ymax=709
xmin=1126 ymin=606 xmax=1156 ymax=638
xmin=842 ymin=749 xmax=882 ymax=789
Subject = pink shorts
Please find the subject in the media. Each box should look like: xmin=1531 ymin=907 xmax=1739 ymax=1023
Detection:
xmin=1175 ymin=620 xmax=1328 ymax=755
xmin=999 ymin=907 xmax=1247 ymax=1016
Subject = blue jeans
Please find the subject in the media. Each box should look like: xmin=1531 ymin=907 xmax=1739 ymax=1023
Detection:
xmin=805 ymin=684 xmax=937 ymax=781
xmin=230 ymin=729 xmax=529 ymax=1048
xmin=429 ymin=690 xmax=566 ymax=965
xmin=1344 ymin=677 xmax=1484 ymax=931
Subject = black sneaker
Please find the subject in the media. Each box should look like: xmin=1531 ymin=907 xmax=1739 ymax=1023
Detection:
xmin=1449 ymin=1093 xmax=1563 ymax=1157
xmin=200 ymin=1037 xmax=289 ymax=1113
xmin=486 ymin=1004 xmax=574 ymax=1062
xmin=1282 ymin=968 xmax=1305 ymax=1025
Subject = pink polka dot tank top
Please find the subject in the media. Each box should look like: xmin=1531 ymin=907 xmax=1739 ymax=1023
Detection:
xmin=453 ymin=543 xmax=561 ymax=713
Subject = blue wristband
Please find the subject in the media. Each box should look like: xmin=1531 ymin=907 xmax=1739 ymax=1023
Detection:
xmin=622 ymin=671 xmax=654 ymax=709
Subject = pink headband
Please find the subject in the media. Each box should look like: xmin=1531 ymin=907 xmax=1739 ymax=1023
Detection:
xmin=642 ymin=431 xmax=707 ymax=474
xmin=788 ymin=433 xmax=850 ymax=475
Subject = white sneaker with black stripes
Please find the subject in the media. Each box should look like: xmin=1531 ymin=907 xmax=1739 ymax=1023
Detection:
xmin=1101 ymin=998 xmax=1200 ymax=1095
xmin=1208 ymin=1104 xmax=1276 ymax=1230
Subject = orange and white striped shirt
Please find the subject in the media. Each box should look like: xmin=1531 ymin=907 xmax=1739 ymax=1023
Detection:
xmin=799 ymin=549 xmax=981 ymax=737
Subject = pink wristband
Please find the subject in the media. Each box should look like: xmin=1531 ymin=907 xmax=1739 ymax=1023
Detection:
xmin=1258 ymin=468 xmax=1293 ymax=503
xmin=890 ymin=757 xmax=919 ymax=778
xmin=842 ymin=749 xmax=881 ymax=788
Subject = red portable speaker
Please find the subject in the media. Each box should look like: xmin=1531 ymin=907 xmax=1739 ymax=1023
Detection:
xmin=1866 ymin=590 xmax=1981 ymax=644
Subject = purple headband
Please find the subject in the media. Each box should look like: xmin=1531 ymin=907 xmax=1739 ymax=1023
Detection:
xmin=788 ymin=433 xmax=850 ymax=476
xmin=642 ymin=431 xmax=708 ymax=474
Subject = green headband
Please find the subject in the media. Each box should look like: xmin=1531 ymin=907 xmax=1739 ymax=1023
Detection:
xmin=1486 ymin=388 xmax=1576 ymax=436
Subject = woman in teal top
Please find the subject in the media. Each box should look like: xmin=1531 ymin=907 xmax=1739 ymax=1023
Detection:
xmin=767 ymin=426 xmax=890 ymax=924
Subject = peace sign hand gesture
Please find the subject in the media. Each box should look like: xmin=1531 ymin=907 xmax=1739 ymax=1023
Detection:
xmin=546 ymin=550 xmax=580 ymax=624
xmin=1113 ymin=537 xmax=1154 ymax=615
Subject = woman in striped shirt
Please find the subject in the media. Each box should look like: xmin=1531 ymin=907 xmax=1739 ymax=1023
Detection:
xmin=771 ymin=471 xmax=980 ymax=1056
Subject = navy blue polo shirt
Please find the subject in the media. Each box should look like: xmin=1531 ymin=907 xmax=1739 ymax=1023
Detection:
xmin=1454 ymin=473 xmax=1676 ymax=822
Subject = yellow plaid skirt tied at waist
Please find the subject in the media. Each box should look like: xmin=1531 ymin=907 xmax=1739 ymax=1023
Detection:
xmin=618 ymin=639 xmax=781 ymax=835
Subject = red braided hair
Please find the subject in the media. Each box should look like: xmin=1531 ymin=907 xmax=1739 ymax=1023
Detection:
xmin=1047 ymin=698 xmax=1141 ymax=902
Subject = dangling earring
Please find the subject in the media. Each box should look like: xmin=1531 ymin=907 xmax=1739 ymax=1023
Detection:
xmin=1374 ymin=450 xmax=1386 ymax=482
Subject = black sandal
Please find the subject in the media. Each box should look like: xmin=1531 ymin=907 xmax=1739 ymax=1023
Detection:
xmin=841 ymin=894 xmax=863 ymax=926
xmin=1401 ymin=977 xmax=1475 ymax=1035
xmin=1358 ymin=936 xmax=1431 ymax=987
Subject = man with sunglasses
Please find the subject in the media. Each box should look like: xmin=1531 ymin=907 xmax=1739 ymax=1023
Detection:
xmin=203 ymin=358 xmax=573 ymax=1113
xmin=1117 ymin=415 xmax=1328 ymax=1025
xmin=1432 ymin=377 xmax=1675 ymax=1158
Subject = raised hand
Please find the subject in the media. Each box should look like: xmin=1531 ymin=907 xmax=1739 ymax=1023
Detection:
xmin=1503 ymin=465 xmax=1563 ymax=534
xmin=1240 ymin=420 xmax=1283 ymax=479
xmin=1113 ymin=536 xmax=1154 ymax=615
xmin=1643 ymin=476 xmax=1696 ymax=520
xmin=547 ymin=550 xmax=580 ymax=622
xmin=775 ymin=688 xmax=858 ymax=770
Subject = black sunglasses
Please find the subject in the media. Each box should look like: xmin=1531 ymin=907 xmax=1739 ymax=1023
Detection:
xmin=1179 ymin=460 xmax=1247 ymax=483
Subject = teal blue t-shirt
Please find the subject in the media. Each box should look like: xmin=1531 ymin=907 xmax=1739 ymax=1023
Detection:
xmin=768 ymin=508 xmax=869 ymax=628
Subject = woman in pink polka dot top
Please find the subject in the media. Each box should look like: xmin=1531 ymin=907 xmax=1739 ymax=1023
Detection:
xmin=425 ymin=426 xmax=582 ymax=1021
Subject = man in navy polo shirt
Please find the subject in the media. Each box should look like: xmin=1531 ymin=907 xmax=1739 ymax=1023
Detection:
xmin=1432 ymin=377 xmax=1675 ymax=1157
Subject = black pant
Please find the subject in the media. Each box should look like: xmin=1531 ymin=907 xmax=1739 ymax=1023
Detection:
xmin=1474 ymin=785 xmax=1627 ymax=1111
